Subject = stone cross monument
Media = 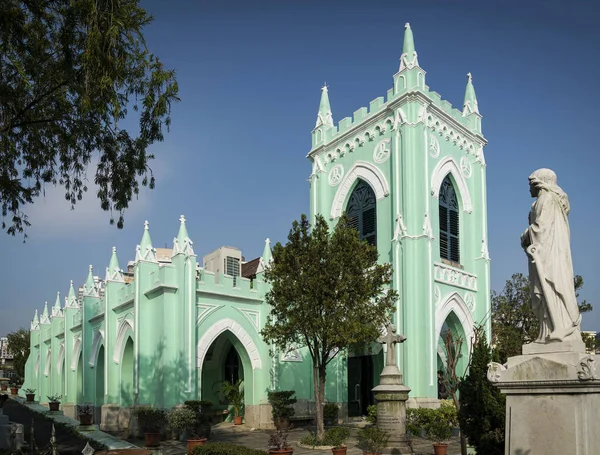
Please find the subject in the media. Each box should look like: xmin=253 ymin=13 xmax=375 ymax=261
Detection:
xmin=488 ymin=169 xmax=599 ymax=455
xmin=372 ymin=323 xmax=411 ymax=453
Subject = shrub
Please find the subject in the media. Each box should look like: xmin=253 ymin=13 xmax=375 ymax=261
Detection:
xmin=267 ymin=390 xmax=296 ymax=425
xmin=357 ymin=425 xmax=389 ymax=452
xmin=406 ymin=407 xmax=436 ymax=437
xmin=425 ymin=414 xmax=453 ymax=444
xmin=366 ymin=404 xmax=377 ymax=424
xmin=323 ymin=403 xmax=339 ymax=422
xmin=191 ymin=442 xmax=267 ymax=455
xmin=459 ymin=328 xmax=505 ymax=455
xmin=133 ymin=406 xmax=166 ymax=433
xmin=324 ymin=426 xmax=349 ymax=448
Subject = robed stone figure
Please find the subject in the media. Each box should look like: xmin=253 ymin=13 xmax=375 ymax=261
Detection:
xmin=520 ymin=168 xmax=582 ymax=344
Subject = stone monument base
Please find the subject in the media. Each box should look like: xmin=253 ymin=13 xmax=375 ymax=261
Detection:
xmin=373 ymin=365 xmax=411 ymax=454
xmin=488 ymin=351 xmax=600 ymax=455
xmin=101 ymin=404 xmax=121 ymax=431
xmin=0 ymin=413 xmax=10 ymax=450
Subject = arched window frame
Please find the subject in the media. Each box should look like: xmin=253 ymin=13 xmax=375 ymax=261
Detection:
xmin=346 ymin=180 xmax=377 ymax=247
xmin=439 ymin=175 xmax=460 ymax=264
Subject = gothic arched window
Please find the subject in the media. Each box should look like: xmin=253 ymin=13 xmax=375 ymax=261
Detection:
xmin=347 ymin=180 xmax=377 ymax=247
xmin=439 ymin=175 xmax=460 ymax=263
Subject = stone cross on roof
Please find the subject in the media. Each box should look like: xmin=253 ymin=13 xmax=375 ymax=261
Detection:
xmin=378 ymin=323 xmax=406 ymax=368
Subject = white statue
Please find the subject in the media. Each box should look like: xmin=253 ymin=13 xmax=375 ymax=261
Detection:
xmin=520 ymin=169 xmax=582 ymax=343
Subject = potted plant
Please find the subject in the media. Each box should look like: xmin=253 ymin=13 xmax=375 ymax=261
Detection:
xmin=23 ymin=388 xmax=36 ymax=402
xmin=77 ymin=403 xmax=94 ymax=425
xmin=268 ymin=427 xmax=293 ymax=454
xmin=183 ymin=400 xmax=213 ymax=438
xmin=323 ymin=403 xmax=339 ymax=426
xmin=425 ymin=414 xmax=454 ymax=455
xmin=326 ymin=427 xmax=350 ymax=455
xmin=221 ymin=379 xmax=244 ymax=425
xmin=47 ymin=394 xmax=61 ymax=411
xmin=10 ymin=384 xmax=18 ymax=395
xmin=357 ymin=426 xmax=389 ymax=455
xmin=0 ymin=381 xmax=7 ymax=391
xmin=133 ymin=406 xmax=166 ymax=447
xmin=268 ymin=390 xmax=297 ymax=430
xmin=168 ymin=407 xmax=208 ymax=453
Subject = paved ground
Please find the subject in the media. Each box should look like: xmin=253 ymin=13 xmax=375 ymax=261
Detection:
xmin=3 ymin=397 xmax=463 ymax=455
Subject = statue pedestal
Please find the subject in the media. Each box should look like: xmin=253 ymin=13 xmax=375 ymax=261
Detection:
xmin=0 ymin=412 xmax=11 ymax=450
xmin=372 ymin=366 xmax=411 ymax=454
xmin=489 ymin=350 xmax=600 ymax=455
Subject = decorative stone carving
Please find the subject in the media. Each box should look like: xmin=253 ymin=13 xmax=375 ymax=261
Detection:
xmin=433 ymin=285 xmax=441 ymax=307
xmin=373 ymin=139 xmax=391 ymax=163
xmin=460 ymin=156 xmax=472 ymax=178
xmin=434 ymin=262 xmax=477 ymax=291
xmin=521 ymin=168 xmax=584 ymax=349
xmin=328 ymin=164 xmax=344 ymax=186
xmin=487 ymin=362 xmax=506 ymax=383
xmin=577 ymin=355 xmax=596 ymax=381
xmin=378 ymin=323 xmax=406 ymax=368
xmin=464 ymin=292 xmax=475 ymax=312
xmin=429 ymin=133 xmax=440 ymax=158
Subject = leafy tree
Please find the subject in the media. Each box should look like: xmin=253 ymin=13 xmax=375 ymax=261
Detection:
xmin=492 ymin=273 xmax=592 ymax=363
xmin=260 ymin=213 xmax=397 ymax=440
xmin=458 ymin=325 xmax=505 ymax=455
xmin=1 ymin=0 xmax=179 ymax=237
xmin=7 ymin=328 xmax=30 ymax=378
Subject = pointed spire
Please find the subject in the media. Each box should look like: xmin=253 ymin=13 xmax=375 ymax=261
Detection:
xmin=315 ymin=84 xmax=334 ymax=129
xmin=106 ymin=247 xmax=124 ymax=282
xmin=32 ymin=309 xmax=39 ymax=325
xmin=136 ymin=220 xmax=157 ymax=262
xmin=52 ymin=291 xmax=63 ymax=317
xmin=83 ymin=265 xmax=99 ymax=297
xmin=173 ymin=215 xmax=195 ymax=256
xmin=40 ymin=302 xmax=50 ymax=324
xmin=65 ymin=280 xmax=78 ymax=308
xmin=463 ymin=72 xmax=480 ymax=116
xmin=399 ymin=22 xmax=419 ymax=71
xmin=261 ymin=238 xmax=273 ymax=264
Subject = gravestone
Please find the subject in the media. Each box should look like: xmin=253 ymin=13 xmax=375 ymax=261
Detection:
xmin=488 ymin=169 xmax=600 ymax=455
xmin=372 ymin=323 xmax=411 ymax=453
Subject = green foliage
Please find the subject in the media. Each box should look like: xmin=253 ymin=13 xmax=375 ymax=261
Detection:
xmin=493 ymin=273 xmax=591 ymax=363
xmin=133 ymin=406 xmax=166 ymax=433
xmin=0 ymin=0 xmax=180 ymax=236
xmin=221 ymin=380 xmax=244 ymax=417
xmin=267 ymin=390 xmax=296 ymax=424
xmin=6 ymin=329 xmax=29 ymax=377
xmin=46 ymin=394 xmax=61 ymax=402
xmin=300 ymin=427 xmax=350 ymax=447
xmin=167 ymin=407 xmax=196 ymax=434
xmin=425 ymin=415 xmax=453 ymax=444
xmin=366 ymin=404 xmax=377 ymax=424
xmin=267 ymin=428 xmax=291 ymax=450
xmin=191 ymin=443 xmax=267 ymax=455
xmin=261 ymin=213 xmax=397 ymax=439
xmin=459 ymin=326 xmax=505 ymax=455
xmin=406 ymin=407 xmax=436 ymax=437
xmin=357 ymin=425 xmax=389 ymax=452
xmin=23 ymin=388 xmax=35 ymax=394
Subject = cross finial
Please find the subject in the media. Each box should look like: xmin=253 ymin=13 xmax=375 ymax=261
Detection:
xmin=265 ymin=238 xmax=271 ymax=245
xmin=179 ymin=214 xmax=186 ymax=224
xmin=112 ymin=246 xmax=117 ymax=254
xmin=405 ymin=22 xmax=411 ymax=29
xmin=70 ymin=280 xmax=73 ymax=286
xmin=321 ymin=82 xmax=328 ymax=92
xmin=467 ymin=72 xmax=472 ymax=82
xmin=144 ymin=220 xmax=149 ymax=230
xmin=377 ymin=323 xmax=406 ymax=368
xmin=88 ymin=264 xmax=93 ymax=272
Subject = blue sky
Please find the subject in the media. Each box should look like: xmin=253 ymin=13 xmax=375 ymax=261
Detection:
xmin=1 ymin=0 xmax=599 ymax=336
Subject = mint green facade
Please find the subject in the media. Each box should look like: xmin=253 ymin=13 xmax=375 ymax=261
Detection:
xmin=21 ymin=23 xmax=490 ymax=428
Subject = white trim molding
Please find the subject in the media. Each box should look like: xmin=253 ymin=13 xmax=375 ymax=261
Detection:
xmin=435 ymin=292 xmax=476 ymax=356
xmin=430 ymin=156 xmax=473 ymax=213
xmin=197 ymin=318 xmax=262 ymax=370
xmin=56 ymin=343 xmax=65 ymax=372
xmin=71 ymin=337 xmax=82 ymax=371
xmin=330 ymin=160 xmax=390 ymax=219
xmin=89 ymin=329 xmax=104 ymax=368
xmin=113 ymin=319 xmax=135 ymax=364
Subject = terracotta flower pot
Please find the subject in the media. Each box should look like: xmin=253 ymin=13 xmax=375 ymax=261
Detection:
xmin=79 ymin=414 xmax=93 ymax=426
xmin=187 ymin=438 xmax=207 ymax=453
xmin=49 ymin=402 xmax=60 ymax=411
xmin=0 ymin=385 xmax=7 ymax=391
xmin=433 ymin=443 xmax=448 ymax=455
xmin=25 ymin=393 xmax=35 ymax=402
xmin=233 ymin=415 xmax=243 ymax=425
xmin=332 ymin=447 xmax=347 ymax=455
xmin=144 ymin=432 xmax=161 ymax=447
xmin=268 ymin=449 xmax=294 ymax=455
xmin=10 ymin=387 xmax=18 ymax=395
xmin=362 ymin=453 xmax=380 ymax=455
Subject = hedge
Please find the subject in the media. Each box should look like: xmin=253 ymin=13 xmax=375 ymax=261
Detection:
xmin=191 ymin=442 xmax=268 ymax=455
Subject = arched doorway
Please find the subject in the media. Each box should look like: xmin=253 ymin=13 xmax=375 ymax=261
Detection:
xmin=437 ymin=311 xmax=469 ymax=387
xmin=200 ymin=331 xmax=252 ymax=418
xmin=95 ymin=345 xmax=105 ymax=409
xmin=347 ymin=344 xmax=383 ymax=417
xmin=120 ymin=337 xmax=134 ymax=406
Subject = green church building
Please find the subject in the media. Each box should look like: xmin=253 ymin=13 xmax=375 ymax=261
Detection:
xmin=21 ymin=23 xmax=490 ymax=430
